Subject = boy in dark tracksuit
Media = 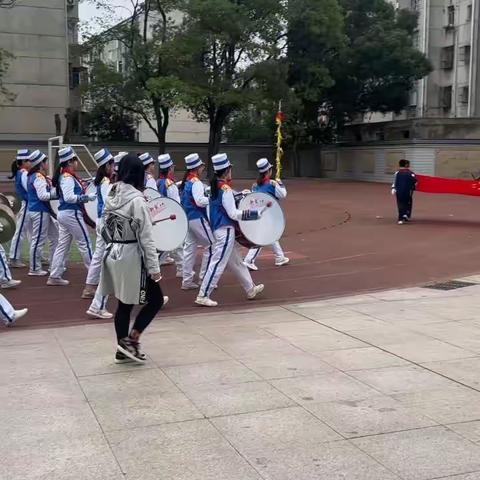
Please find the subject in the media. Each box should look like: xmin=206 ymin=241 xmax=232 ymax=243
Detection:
xmin=391 ymin=159 xmax=417 ymax=224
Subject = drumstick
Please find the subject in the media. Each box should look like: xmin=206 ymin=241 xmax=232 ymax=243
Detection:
xmin=152 ymin=214 xmax=176 ymax=225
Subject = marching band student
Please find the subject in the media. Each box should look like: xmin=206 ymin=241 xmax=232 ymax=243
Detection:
xmin=83 ymin=149 xmax=115 ymax=320
xmin=47 ymin=146 xmax=96 ymax=286
xmin=99 ymin=153 xmax=166 ymax=363
xmin=391 ymin=159 xmax=417 ymax=224
xmin=112 ymin=151 xmax=127 ymax=182
xmin=157 ymin=153 xmax=183 ymax=277
xmin=0 ymin=293 xmax=27 ymax=327
xmin=0 ymin=245 xmax=21 ymax=289
xmin=196 ymin=153 xmax=264 ymax=307
xmin=27 ymin=150 xmax=59 ymax=276
xmin=180 ymin=153 xmax=213 ymax=290
xmin=140 ymin=152 xmax=158 ymax=190
xmin=8 ymin=149 xmax=31 ymax=267
xmin=243 ymin=158 xmax=289 ymax=271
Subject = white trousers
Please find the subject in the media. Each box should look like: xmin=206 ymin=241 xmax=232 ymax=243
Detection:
xmin=50 ymin=209 xmax=92 ymax=278
xmin=199 ymin=226 xmax=254 ymax=298
xmin=86 ymin=221 xmax=105 ymax=286
xmin=182 ymin=218 xmax=214 ymax=285
xmin=9 ymin=200 xmax=31 ymax=261
xmin=244 ymin=241 xmax=285 ymax=264
xmin=89 ymin=285 xmax=109 ymax=312
xmin=29 ymin=211 xmax=59 ymax=272
xmin=0 ymin=245 xmax=12 ymax=282
xmin=0 ymin=293 xmax=15 ymax=323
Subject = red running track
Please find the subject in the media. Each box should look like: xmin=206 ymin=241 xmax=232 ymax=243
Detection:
xmin=4 ymin=179 xmax=480 ymax=330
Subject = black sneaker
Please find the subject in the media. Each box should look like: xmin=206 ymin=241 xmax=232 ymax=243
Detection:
xmin=117 ymin=338 xmax=146 ymax=364
xmin=114 ymin=350 xmax=133 ymax=364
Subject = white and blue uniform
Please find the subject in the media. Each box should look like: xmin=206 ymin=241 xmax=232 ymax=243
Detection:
xmin=0 ymin=245 xmax=13 ymax=283
xmin=49 ymin=148 xmax=93 ymax=279
xmin=198 ymin=153 xmax=261 ymax=299
xmin=180 ymin=156 xmax=213 ymax=288
xmin=244 ymin=177 xmax=287 ymax=265
xmin=28 ymin=168 xmax=58 ymax=273
xmin=9 ymin=149 xmax=32 ymax=262
xmin=140 ymin=152 xmax=158 ymax=191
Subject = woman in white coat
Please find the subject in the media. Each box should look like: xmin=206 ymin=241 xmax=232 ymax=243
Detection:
xmin=27 ymin=150 xmax=59 ymax=276
xmin=47 ymin=146 xmax=96 ymax=286
xmin=99 ymin=153 xmax=166 ymax=364
xmin=196 ymin=153 xmax=265 ymax=307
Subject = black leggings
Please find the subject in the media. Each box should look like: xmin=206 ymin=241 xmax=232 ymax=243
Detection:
xmin=114 ymin=277 xmax=164 ymax=341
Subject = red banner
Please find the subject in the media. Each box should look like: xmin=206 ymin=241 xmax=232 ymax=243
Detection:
xmin=416 ymin=174 xmax=480 ymax=197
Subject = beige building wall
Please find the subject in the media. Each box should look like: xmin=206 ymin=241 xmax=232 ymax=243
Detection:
xmin=0 ymin=0 xmax=70 ymax=141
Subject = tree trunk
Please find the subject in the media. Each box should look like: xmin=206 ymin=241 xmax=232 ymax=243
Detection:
xmin=292 ymin=135 xmax=300 ymax=177
xmin=207 ymin=108 xmax=228 ymax=176
xmin=152 ymin=100 xmax=168 ymax=154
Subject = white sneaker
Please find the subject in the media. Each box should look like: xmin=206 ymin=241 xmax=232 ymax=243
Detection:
xmin=275 ymin=257 xmax=290 ymax=267
xmin=1 ymin=279 xmax=21 ymax=289
xmin=195 ymin=296 xmax=218 ymax=307
xmin=182 ymin=282 xmax=199 ymax=290
xmin=28 ymin=269 xmax=48 ymax=277
xmin=161 ymin=256 xmax=175 ymax=266
xmin=176 ymin=271 xmax=183 ymax=278
xmin=9 ymin=260 xmax=26 ymax=268
xmin=162 ymin=296 xmax=169 ymax=308
xmin=398 ymin=220 xmax=404 ymax=225
xmin=86 ymin=309 xmax=113 ymax=319
xmin=247 ymin=284 xmax=265 ymax=300
xmin=6 ymin=308 xmax=28 ymax=326
xmin=47 ymin=277 xmax=70 ymax=286
xmin=244 ymin=262 xmax=258 ymax=271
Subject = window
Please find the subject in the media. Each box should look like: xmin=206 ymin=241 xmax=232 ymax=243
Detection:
xmin=467 ymin=4 xmax=472 ymax=22
xmin=460 ymin=45 xmax=471 ymax=65
xmin=441 ymin=46 xmax=454 ymax=69
xmin=440 ymin=86 xmax=453 ymax=110
xmin=459 ymin=86 xmax=469 ymax=104
xmin=118 ymin=60 xmax=123 ymax=73
xmin=447 ymin=5 xmax=455 ymax=25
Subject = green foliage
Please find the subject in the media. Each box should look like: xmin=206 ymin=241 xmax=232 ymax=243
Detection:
xmin=0 ymin=47 xmax=15 ymax=102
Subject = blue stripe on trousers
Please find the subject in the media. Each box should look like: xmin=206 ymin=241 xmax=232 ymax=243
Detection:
xmin=204 ymin=228 xmax=230 ymax=297
xmin=32 ymin=212 xmax=43 ymax=271
xmin=0 ymin=303 xmax=13 ymax=322
xmin=0 ymin=253 xmax=11 ymax=281
xmin=12 ymin=203 xmax=27 ymax=259
xmin=251 ymin=248 xmax=261 ymax=261
xmin=75 ymin=211 xmax=92 ymax=260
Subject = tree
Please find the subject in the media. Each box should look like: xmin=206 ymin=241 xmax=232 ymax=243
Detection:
xmin=84 ymin=101 xmax=137 ymax=141
xmin=82 ymin=0 xmax=182 ymax=153
xmin=172 ymin=0 xmax=287 ymax=165
xmin=0 ymin=47 xmax=15 ymax=102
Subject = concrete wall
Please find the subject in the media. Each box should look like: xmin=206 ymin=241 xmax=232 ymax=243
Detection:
xmin=0 ymin=1 xmax=69 ymax=141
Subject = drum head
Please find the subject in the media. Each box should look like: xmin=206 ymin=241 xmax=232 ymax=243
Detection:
xmin=238 ymin=192 xmax=285 ymax=247
xmin=0 ymin=204 xmax=16 ymax=243
xmin=147 ymin=196 xmax=188 ymax=251
xmin=83 ymin=182 xmax=98 ymax=225
xmin=144 ymin=187 xmax=161 ymax=202
xmin=0 ymin=193 xmax=11 ymax=210
xmin=6 ymin=194 xmax=20 ymax=214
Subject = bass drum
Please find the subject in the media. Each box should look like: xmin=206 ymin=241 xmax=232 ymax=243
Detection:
xmin=237 ymin=192 xmax=285 ymax=248
xmin=144 ymin=187 xmax=161 ymax=203
xmin=146 ymin=196 xmax=188 ymax=252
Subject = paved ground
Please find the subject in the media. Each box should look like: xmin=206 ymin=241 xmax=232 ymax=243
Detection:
xmin=5 ymin=279 xmax=480 ymax=479
xmin=6 ymin=179 xmax=480 ymax=330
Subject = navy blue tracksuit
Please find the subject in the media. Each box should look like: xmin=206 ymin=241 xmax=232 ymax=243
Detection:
xmin=393 ymin=168 xmax=417 ymax=221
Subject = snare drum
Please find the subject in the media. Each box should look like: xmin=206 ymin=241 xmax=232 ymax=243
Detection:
xmin=83 ymin=181 xmax=98 ymax=226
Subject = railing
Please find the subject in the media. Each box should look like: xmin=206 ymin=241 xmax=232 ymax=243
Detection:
xmin=47 ymin=136 xmax=95 ymax=180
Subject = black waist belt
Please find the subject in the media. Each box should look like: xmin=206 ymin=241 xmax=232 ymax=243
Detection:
xmin=109 ymin=240 xmax=137 ymax=244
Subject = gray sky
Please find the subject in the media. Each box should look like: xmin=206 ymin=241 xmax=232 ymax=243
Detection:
xmin=79 ymin=0 xmax=132 ymax=29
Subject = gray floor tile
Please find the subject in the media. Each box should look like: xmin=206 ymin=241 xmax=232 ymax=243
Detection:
xmin=0 ymin=433 xmax=122 ymax=480
xmin=213 ymin=337 xmax=302 ymax=359
xmin=238 ymin=440 xmax=401 ymax=480
xmin=79 ymin=369 xmax=202 ymax=431
xmin=241 ymin=351 xmax=335 ymax=379
xmin=107 ymin=419 xmax=262 ymax=480
xmin=384 ymin=340 xmax=476 ymax=363
xmin=393 ymin=386 xmax=480 ymax=424
xmin=0 ymin=342 xmax=74 ymax=386
xmin=305 ymin=395 xmax=437 ymax=438
xmin=318 ymin=347 xmax=408 ymax=371
xmin=448 ymin=421 xmax=480 ymax=444
xmin=271 ymin=372 xmax=380 ymax=404
xmin=211 ymin=406 xmax=341 ymax=451
xmin=287 ymin=332 xmax=368 ymax=353
xmin=182 ymin=380 xmax=294 ymax=417
xmin=352 ymin=426 xmax=480 ymax=480
xmin=422 ymin=358 xmax=480 ymax=389
xmin=349 ymin=365 xmax=454 ymax=395
xmin=347 ymin=325 xmax=429 ymax=346
xmin=163 ymin=360 xmax=261 ymax=387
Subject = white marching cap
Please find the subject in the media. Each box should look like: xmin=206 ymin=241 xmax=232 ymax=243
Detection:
xmin=256 ymin=158 xmax=273 ymax=173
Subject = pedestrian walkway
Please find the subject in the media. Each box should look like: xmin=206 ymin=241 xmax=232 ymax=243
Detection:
xmin=4 ymin=278 xmax=480 ymax=479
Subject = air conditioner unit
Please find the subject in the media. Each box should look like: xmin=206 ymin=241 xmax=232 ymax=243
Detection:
xmin=66 ymin=0 xmax=77 ymax=7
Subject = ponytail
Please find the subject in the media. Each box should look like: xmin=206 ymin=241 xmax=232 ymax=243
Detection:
xmin=256 ymin=171 xmax=267 ymax=186
xmin=28 ymin=163 xmax=42 ymax=177
xmin=8 ymin=160 xmax=20 ymax=180
xmin=94 ymin=161 xmax=112 ymax=186
xmin=180 ymin=169 xmax=190 ymax=192
xmin=210 ymin=167 xmax=230 ymax=200
xmin=51 ymin=163 xmax=63 ymax=188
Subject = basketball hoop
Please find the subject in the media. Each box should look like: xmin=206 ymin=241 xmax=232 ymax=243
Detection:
xmin=0 ymin=0 xmax=16 ymax=7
